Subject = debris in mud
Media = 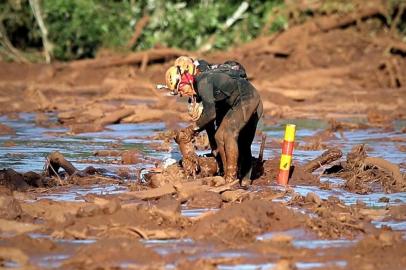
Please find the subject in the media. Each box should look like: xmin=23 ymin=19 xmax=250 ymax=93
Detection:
xmin=58 ymin=105 xmax=135 ymax=134
xmin=324 ymin=144 xmax=406 ymax=194
xmin=303 ymin=148 xmax=342 ymax=173
xmin=328 ymin=118 xmax=370 ymax=132
xmin=289 ymin=194 xmax=377 ymax=239
xmin=0 ymin=169 xmax=30 ymax=191
xmin=46 ymin=151 xmax=77 ymax=177
xmin=0 ymin=151 xmax=122 ymax=191
xmin=0 ymin=2 xmax=406 ymax=267
xmin=259 ymin=158 xmax=318 ymax=185
xmin=258 ymin=147 xmax=343 ymax=186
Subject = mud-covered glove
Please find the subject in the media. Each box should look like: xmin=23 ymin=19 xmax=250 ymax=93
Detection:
xmin=174 ymin=124 xmax=199 ymax=144
xmin=188 ymin=102 xmax=203 ymax=122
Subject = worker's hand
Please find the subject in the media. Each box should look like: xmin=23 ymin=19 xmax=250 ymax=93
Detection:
xmin=188 ymin=102 xmax=203 ymax=122
xmin=183 ymin=124 xmax=199 ymax=139
xmin=174 ymin=124 xmax=199 ymax=143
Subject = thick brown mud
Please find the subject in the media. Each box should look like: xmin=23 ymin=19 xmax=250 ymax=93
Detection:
xmin=1 ymin=2 xmax=406 ymax=268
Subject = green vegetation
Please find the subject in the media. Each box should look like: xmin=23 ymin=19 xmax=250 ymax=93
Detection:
xmin=0 ymin=0 xmax=404 ymax=61
xmin=0 ymin=0 xmax=286 ymax=60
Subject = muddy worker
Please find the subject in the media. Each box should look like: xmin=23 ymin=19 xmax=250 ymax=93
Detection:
xmin=169 ymin=56 xmax=249 ymax=159
xmin=165 ymin=61 xmax=263 ymax=183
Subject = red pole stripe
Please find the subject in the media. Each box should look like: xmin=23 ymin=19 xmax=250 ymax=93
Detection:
xmin=281 ymin=141 xmax=294 ymax=156
xmin=277 ymin=169 xmax=290 ymax=185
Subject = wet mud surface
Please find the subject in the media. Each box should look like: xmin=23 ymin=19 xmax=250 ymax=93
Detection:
xmin=0 ymin=114 xmax=405 ymax=269
xmin=1 ymin=5 xmax=406 ymax=267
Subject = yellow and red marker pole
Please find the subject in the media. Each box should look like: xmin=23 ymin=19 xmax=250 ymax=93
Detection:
xmin=277 ymin=124 xmax=296 ymax=185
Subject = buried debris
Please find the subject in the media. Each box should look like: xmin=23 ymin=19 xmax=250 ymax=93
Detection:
xmin=324 ymin=144 xmax=406 ymax=193
xmin=260 ymin=147 xmax=343 ymax=186
xmin=45 ymin=151 xmax=77 ymax=177
xmin=0 ymin=151 xmax=117 ymax=191
xmin=302 ymin=147 xmax=343 ymax=173
xmin=167 ymin=125 xmax=347 ymax=187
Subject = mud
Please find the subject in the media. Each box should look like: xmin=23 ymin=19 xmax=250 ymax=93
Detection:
xmin=1 ymin=3 xmax=406 ymax=269
xmin=189 ymin=200 xmax=305 ymax=245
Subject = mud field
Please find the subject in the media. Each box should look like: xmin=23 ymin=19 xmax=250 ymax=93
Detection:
xmin=1 ymin=5 xmax=406 ymax=270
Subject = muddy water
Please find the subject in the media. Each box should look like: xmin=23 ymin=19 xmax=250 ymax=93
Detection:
xmin=0 ymin=113 xmax=173 ymax=173
xmin=1 ymin=114 xmax=405 ymax=268
xmin=0 ymin=113 xmax=179 ymax=201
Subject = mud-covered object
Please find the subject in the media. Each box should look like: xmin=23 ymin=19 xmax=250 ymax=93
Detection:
xmin=174 ymin=127 xmax=200 ymax=176
xmin=324 ymin=144 xmax=406 ymax=194
xmin=0 ymin=169 xmax=30 ymax=191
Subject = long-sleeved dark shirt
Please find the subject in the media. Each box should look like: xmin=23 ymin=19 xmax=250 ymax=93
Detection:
xmin=194 ymin=71 xmax=257 ymax=129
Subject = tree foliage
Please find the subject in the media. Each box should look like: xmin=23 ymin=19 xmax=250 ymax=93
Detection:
xmin=0 ymin=0 xmax=404 ymax=61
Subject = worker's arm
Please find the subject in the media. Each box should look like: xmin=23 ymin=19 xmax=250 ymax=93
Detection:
xmin=195 ymin=77 xmax=216 ymax=130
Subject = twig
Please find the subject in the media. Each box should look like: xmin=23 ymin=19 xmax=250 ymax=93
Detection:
xmin=45 ymin=157 xmax=63 ymax=185
xmin=258 ymin=134 xmax=267 ymax=162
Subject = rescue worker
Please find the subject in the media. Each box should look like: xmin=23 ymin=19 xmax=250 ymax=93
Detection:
xmin=170 ymin=56 xmax=248 ymax=162
xmin=165 ymin=62 xmax=263 ymax=183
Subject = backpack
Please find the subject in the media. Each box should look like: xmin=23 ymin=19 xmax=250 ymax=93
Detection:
xmin=197 ymin=60 xmax=247 ymax=79
xmin=210 ymin=60 xmax=247 ymax=79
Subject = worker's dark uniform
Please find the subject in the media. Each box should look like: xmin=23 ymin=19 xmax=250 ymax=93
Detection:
xmin=194 ymin=70 xmax=263 ymax=181
xmin=192 ymin=60 xmax=248 ymax=161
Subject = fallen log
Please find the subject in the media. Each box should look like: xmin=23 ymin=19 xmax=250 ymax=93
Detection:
xmin=244 ymin=6 xmax=386 ymax=58
xmin=314 ymin=6 xmax=386 ymax=32
xmin=125 ymin=183 xmax=177 ymax=200
xmin=303 ymin=148 xmax=343 ymax=173
xmin=97 ymin=108 xmax=134 ymax=126
xmin=69 ymin=48 xmax=192 ymax=70
xmin=46 ymin=151 xmax=78 ymax=176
